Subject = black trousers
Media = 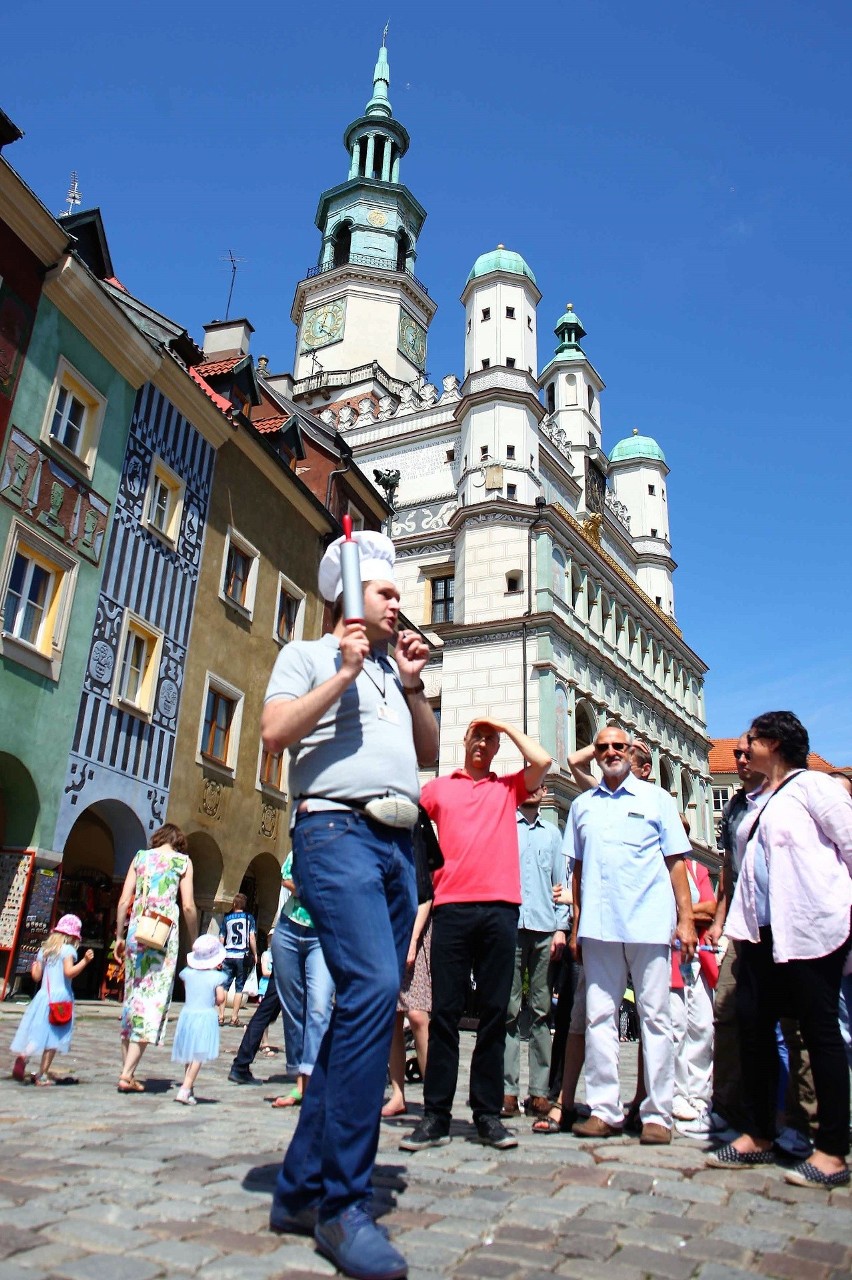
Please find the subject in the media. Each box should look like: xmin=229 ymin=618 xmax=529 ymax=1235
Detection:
xmin=548 ymin=952 xmax=576 ymax=1092
xmin=736 ymin=924 xmax=851 ymax=1156
xmin=423 ymin=901 xmax=519 ymax=1123
xmin=231 ymin=982 xmax=281 ymax=1072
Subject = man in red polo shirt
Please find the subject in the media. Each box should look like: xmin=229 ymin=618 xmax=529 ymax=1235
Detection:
xmin=400 ymin=718 xmax=552 ymax=1151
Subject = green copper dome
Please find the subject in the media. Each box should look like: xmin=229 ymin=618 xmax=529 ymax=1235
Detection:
xmin=466 ymin=245 xmax=537 ymax=285
xmin=609 ymin=429 xmax=666 ymax=464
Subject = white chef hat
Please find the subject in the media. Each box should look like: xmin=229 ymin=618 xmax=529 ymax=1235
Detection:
xmin=318 ymin=529 xmax=397 ymax=603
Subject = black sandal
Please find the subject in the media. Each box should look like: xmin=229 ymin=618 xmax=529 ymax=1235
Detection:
xmin=532 ymin=1103 xmax=574 ymax=1134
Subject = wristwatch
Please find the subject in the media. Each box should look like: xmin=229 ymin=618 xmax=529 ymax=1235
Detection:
xmin=401 ymin=680 xmax=425 ymax=697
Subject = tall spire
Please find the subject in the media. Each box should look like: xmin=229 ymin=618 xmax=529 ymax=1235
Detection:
xmin=366 ymin=35 xmax=393 ymax=119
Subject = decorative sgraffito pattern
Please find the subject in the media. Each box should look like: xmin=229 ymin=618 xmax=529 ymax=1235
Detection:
xmin=0 ymin=428 xmax=111 ymax=564
xmin=58 ymin=383 xmax=216 ymax=841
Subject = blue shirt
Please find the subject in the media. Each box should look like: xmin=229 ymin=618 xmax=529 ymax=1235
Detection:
xmin=568 ymin=771 xmax=689 ymax=944
xmin=516 ymin=811 xmax=570 ymax=933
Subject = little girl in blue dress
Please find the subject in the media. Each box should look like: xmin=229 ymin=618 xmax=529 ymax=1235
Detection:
xmin=171 ymin=935 xmax=227 ymax=1104
xmin=11 ymin=914 xmax=94 ymax=1085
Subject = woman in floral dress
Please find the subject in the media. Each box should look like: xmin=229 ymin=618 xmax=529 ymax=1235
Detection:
xmin=114 ymin=823 xmax=197 ymax=1092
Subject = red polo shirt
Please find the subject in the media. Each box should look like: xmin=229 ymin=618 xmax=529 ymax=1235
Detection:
xmin=421 ymin=769 xmax=530 ymax=907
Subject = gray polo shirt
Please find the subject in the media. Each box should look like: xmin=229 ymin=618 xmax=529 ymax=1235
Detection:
xmin=264 ymin=633 xmax=420 ymax=807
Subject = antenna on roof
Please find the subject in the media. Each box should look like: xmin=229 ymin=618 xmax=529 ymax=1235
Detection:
xmin=220 ymin=249 xmax=247 ymax=320
xmin=59 ymin=171 xmax=81 ymax=218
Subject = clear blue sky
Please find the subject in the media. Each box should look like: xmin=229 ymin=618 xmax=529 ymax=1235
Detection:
xmin=5 ymin=2 xmax=851 ymax=762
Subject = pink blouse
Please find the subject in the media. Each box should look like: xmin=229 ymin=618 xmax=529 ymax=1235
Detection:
xmin=725 ymin=771 xmax=852 ymax=964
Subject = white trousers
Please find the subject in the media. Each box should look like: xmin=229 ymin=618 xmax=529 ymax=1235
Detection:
xmin=583 ymin=939 xmax=673 ymax=1129
xmin=671 ymin=971 xmax=714 ymax=1108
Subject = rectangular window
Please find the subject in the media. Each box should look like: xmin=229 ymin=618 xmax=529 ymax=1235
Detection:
xmin=113 ymin=612 xmax=163 ymax=717
xmin=527 ymin=316 xmax=533 ymax=330
xmin=480 ymin=445 xmax=488 ymax=459
xmin=506 ymin=357 xmax=516 ymax=368
xmin=481 ymin=307 xmax=491 ymax=321
xmin=506 ymin=484 xmax=517 ymax=501
xmin=431 ymin=575 xmax=454 ymax=624
xmin=648 ymin=484 xmax=656 ymax=495
xmin=0 ymin=522 xmax=78 ymax=680
xmin=40 ymin=357 xmax=107 ymax=479
xmin=712 ymin=787 xmax=730 ymax=813
xmin=446 ymin=448 xmax=455 ymax=463
xmin=505 ymin=306 xmax=515 ymax=319
xmin=197 ymin=673 xmax=244 ymax=773
xmin=220 ymin=528 xmax=260 ymax=618
xmin=144 ymin=457 xmax=185 ymax=544
xmin=506 ymin=445 xmax=516 ymax=459
xmin=260 ymin=746 xmax=285 ymax=790
xmin=481 ymin=358 xmax=490 ymax=369
xmin=275 ymin=573 xmax=305 ymax=645
xmin=346 ymin=502 xmax=365 ymax=532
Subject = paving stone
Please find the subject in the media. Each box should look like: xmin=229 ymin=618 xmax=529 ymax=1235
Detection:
xmin=696 ymin=1267 xmax=768 ymax=1280
xmin=712 ymin=1223 xmax=792 ymax=1253
xmin=756 ymin=1254 xmax=830 ymax=1280
xmin=787 ymin=1238 xmax=851 ymax=1267
xmin=554 ymin=1259 xmax=648 ymax=1280
xmin=0 ymin=1204 xmax=63 ymax=1230
xmin=135 ymin=1239 xmax=222 ymax=1270
xmin=55 ymin=1256 xmax=166 ymax=1280
xmin=11 ymin=1244 xmax=90 ymax=1270
xmin=614 ymin=1243 xmax=699 ymax=1279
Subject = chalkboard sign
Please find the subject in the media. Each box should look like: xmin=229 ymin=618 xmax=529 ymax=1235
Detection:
xmin=14 ymin=868 xmax=61 ymax=974
xmin=0 ymin=851 xmax=31 ymax=950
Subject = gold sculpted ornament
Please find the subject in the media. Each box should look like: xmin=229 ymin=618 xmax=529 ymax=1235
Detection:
xmin=367 ymin=208 xmax=387 ymax=227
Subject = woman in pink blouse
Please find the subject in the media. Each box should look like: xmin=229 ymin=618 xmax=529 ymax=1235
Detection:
xmin=707 ymin=711 xmax=852 ymax=1188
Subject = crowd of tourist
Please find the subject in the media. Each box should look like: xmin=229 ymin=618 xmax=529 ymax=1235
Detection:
xmin=9 ymin=528 xmax=852 ymax=1280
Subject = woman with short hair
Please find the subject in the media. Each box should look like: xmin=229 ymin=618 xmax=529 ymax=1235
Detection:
xmin=707 ymin=711 xmax=852 ymax=1187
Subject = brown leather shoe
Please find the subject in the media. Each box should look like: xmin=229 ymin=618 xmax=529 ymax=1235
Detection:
xmin=525 ymin=1095 xmax=552 ymax=1116
xmin=501 ymin=1094 xmax=520 ymax=1117
xmin=639 ymin=1122 xmax=672 ymax=1145
xmin=572 ymin=1115 xmax=624 ymax=1138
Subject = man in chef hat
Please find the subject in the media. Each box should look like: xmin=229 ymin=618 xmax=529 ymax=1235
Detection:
xmin=261 ymin=527 xmax=438 ymax=1280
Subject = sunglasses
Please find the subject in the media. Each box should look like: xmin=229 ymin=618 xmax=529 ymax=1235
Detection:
xmin=732 ymin=749 xmax=750 ymax=760
xmin=594 ymin=742 xmax=630 ymax=753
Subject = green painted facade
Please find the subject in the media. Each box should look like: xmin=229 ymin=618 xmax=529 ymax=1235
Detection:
xmin=0 ymin=295 xmax=136 ymax=853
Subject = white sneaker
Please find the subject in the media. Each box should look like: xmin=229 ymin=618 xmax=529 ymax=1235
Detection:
xmin=175 ymin=1086 xmax=197 ymax=1106
xmin=675 ymin=1106 xmax=712 ymax=1137
xmin=672 ymin=1097 xmax=699 ymax=1121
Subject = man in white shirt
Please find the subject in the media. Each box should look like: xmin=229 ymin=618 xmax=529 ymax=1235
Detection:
xmin=569 ymin=724 xmax=696 ymax=1144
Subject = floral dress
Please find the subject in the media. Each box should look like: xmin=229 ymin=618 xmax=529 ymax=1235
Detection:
xmin=121 ymin=847 xmax=188 ymax=1045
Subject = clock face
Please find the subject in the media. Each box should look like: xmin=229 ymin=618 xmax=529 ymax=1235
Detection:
xmin=302 ymin=299 xmax=346 ymax=350
xmin=398 ymin=312 xmax=427 ymax=369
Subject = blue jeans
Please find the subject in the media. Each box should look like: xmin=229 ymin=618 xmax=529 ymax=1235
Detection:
xmin=272 ymin=915 xmax=334 ymax=1075
xmin=274 ymin=812 xmax=415 ymax=1220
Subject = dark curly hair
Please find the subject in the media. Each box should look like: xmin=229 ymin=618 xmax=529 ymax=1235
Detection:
xmin=749 ymin=711 xmax=809 ymax=769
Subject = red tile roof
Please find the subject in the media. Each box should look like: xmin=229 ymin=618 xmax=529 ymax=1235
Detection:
xmin=253 ymin=414 xmax=288 ymax=434
xmin=196 ymin=356 xmax=241 ymax=377
xmin=187 ymin=365 xmax=232 ymax=415
xmin=709 ymin=738 xmax=839 ymax=775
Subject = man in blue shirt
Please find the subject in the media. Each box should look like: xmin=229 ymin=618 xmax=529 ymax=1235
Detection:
xmin=502 ymin=787 xmax=568 ymax=1117
xmin=219 ymin=893 xmax=258 ymax=1027
xmin=569 ymin=724 xmax=696 ymax=1144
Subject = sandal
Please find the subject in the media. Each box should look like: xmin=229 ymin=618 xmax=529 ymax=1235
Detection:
xmin=259 ymin=1046 xmax=276 ymax=1057
xmin=218 ymin=1017 xmax=225 ymax=1026
xmin=230 ymin=1020 xmax=243 ymax=1028
xmin=117 ymin=1077 xmax=145 ymax=1093
xmin=34 ymin=1074 xmax=55 ymax=1087
xmin=271 ymin=1088 xmax=303 ymax=1108
xmin=532 ymin=1103 xmax=573 ymax=1134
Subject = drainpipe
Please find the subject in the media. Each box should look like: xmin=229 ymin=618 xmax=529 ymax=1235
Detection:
xmin=521 ymin=496 xmax=548 ymax=733
xmin=325 ymin=446 xmax=353 ymax=516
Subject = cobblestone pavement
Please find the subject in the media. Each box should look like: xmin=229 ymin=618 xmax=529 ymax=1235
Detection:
xmin=0 ymin=1004 xmax=850 ymax=1280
